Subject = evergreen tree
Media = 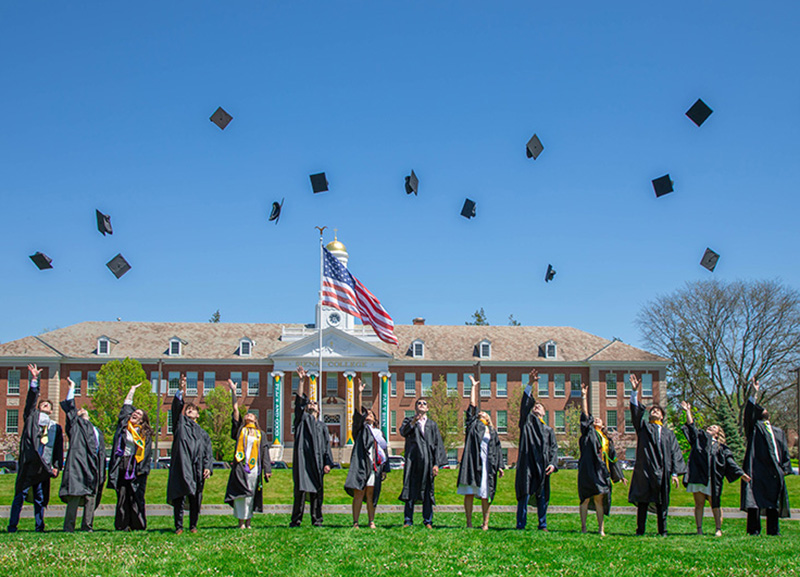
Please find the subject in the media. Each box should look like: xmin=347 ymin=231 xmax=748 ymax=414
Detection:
xmin=715 ymin=403 xmax=746 ymax=462
xmin=466 ymin=308 xmax=489 ymax=326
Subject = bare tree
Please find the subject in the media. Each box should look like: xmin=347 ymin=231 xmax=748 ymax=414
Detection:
xmin=637 ymin=279 xmax=800 ymax=432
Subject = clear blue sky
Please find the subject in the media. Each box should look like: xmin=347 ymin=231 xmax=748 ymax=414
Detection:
xmin=2 ymin=1 xmax=799 ymax=348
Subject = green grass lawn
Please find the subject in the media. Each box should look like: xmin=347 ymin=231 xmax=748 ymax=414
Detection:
xmin=0 ymin=513 xmax=798 ymax=576
xmin=2 ymin=468 xmax=798 ymax=508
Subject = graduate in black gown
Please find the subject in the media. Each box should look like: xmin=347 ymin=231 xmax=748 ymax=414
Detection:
xmin=344 ymin=376 xmax=389 ymax=528
xmin=515 ymin=368 xmax=559 ymax=531
xmin=578 ymin=382 xmax=626 ymax=536
xmin=224 ymin=378 xmax=272 ymax=529
xmin=456 ymin=375 xmax=505 ymax=530
xmin=168 ymin=375 xmax=213 ymax=534
xmin=290 ymin=366 xmax=334 ymax=527
xmin=107 ymin=382 xmax=153 ymax=531
xmin=60 ymin=376 xmax=106 ymax=532
xmin=399 ymin=396 xmax=447 ymax=528
xmin=679 ymin=400 xmax=749 ymax=536
xmin=7 ymin=364 xmax=63 ymax=533
xmin=740 ymin=378 xmax=793 ymax=536
xmin=627 ymin=373 xmax=685 ymax=536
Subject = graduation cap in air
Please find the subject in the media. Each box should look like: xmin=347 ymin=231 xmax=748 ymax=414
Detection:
xmin=460 ymin=198 xmax=476 ymax=219
xmin=269 ymin=198 xmax=284 ymax=224
xmin=106 ymin=253 xmax=131 ymax=279
xmin=405 ymin=170 xmax=419 ymax=195
xmin=310 ymin=172 xmax=329 ymax=193
xmin=700 ymin=248 xmax=719 ymax=272
xmin=526 ymin=134 xmax=544 ymax=159
xmin=210 ymin=107 xmax=233 ymax=130
xmin=545 ymin=264 xmax=556 ymax=282
xmin=96 ymin=209 xmax=113 ymax=236
xmin=652 ymin=174 xmax=674 ymax=198
xmin=686 ymin=99 xmax=713 ymax=127
xmin=29 ymin=252 xmax=53 ymax=270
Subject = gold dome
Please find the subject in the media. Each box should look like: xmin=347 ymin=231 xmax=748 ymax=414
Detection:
xmin=326 ymin=237 xmax=347 ymax=253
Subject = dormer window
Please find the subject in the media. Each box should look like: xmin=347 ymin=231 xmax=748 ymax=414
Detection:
xmin=240 ymin=338 xmax=253 ymax=357
xmin=545 ymin=340 xmax=557 ymax=359
xmin=411 ymin=340 xmax=425 ymax=358
xmin=98 ymin=338 xmax=110 ymax=356
xmin=169 ymin=338 xmax=184 ymax=356
xmin=478 ymin=340 xmax=491 ymax=359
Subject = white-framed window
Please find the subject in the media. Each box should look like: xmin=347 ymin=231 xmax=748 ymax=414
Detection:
xmin=421 ymin=373 xmax=433 ymax=396
xmin=641 ymin=373 xmax=653 ymax=397
xmin=625 ymin=409 xmax=635 ymax=433
xmin=446 ymin=373 xmax=458 ymax=396
xmin=362 ymin=373 xmax=373 ymax=397
xmin=570 ymin=374 xmax=582 ymax=398
xmin=248 ymin=372 xmax=260 ymax=397
xmin=391 ymin=373 xmax=397 ymax=397
xmin=463 ymin=373 xmax=473 ymax=397
xmin=6 ymin=409 xmax=19 ymax=434
xmin=607 ymin=410 xmax=618 ymax=432
xmin=186 ymin=371 xmax=198 ymax=396
xmin=411 ymin=340 xmax=424 ymax=358
xmin=169 ymin=338 xmax=183 ymax=356
xmin=97 ymin=337 xmax=110 ymax=356
xmin=166 ymin=408 xmax=174 ymax=435
xmin=69 ymin=371 xmax=82 ymax=397
xmin=554 ymin=374 xmax=566 ymax=397
xmin=231 ymin=372 xmax=242 ymax=395
xmin=625 ymin=447 xmax=636 ymax=460
xmin=545 ymin=340 xmax=557 ymax=359
xmin=391 ymin=411 xmax=397 ymax=434
xmin=168 ymin=372 xmax=180 ymax=395
xmin=480 ymin=373 xmax=491 ymax=398
xmin=404 ymin=410 xmax=414 ymax=421
xmin=326 ymin=373 xmax=338 ymax=397
xmin=624 ymin=373 xmax=633 ymax=397
xmin=496 ymin=373 xmax=507 ymax=397
xmin=538 ymin=372 xmax=550 ymax=398
xmin=554 ymin=410 xmax=565 ymax=433
xmin=150 ymin=371 xmax=160 ymax=394
xmin=239 ymin=338 xmax=253 ymax=357
xmin=404 ymin=373 xmax=416 ymax=397
xmin=497 ymin=410 xmax=508 ymax=434
xmin=478 ymin=340 xmax=491 ymax=359
xmin=87 ymin=371 xmax=98 ymax=395
xmin=204 ymin=371 xmax=216 ymax=392
xmin=606 ymin=373 xmax=617 ymax=397
xmin=7 ymin=370 xmax=20 ymax=396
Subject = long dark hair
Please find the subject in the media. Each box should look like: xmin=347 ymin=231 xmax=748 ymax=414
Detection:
xmin=134 ymin=409 xmax=154 ymax=439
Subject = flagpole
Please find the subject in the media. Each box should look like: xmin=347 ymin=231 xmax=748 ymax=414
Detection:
xmin=316 ymin=226 xmax=326 ymax=420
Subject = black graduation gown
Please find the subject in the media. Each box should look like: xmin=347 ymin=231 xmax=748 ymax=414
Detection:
xmin=224 ymin=414 xmax=271 ymax=511
xmin=740 ymin=398 xmax=792 ymax=517
xmin=167 ymin=394 xmax=213 ymax=503
xmin=578 ymin=412 xmax=624 ymax=515
xmin=627 ymin=399 xmax=685 ymax=505
xmin=344 ymin=406 xmax=389 ymax=505
xmin=456 ymin=405 xmax=505 ymax=503
xmin=292 ymin=394 xmax=334 ymax=495
xmin=107 ymin=403 xmax=152 ymax=492
xmin=15 ymin=382 xmax=63 ymax=507
xmin=682 ymin=422 xmax=745 ymax=508
xmin=515 ymin=388 xmax=558 ymax=501
xmin=59 ymin=397 xmax=106 ymax=504
xmin=399 ymin=415 xmax=447 ymax=504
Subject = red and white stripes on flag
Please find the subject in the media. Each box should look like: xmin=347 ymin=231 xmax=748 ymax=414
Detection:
xmin=321 ymin=247 xmax=398 ymax=345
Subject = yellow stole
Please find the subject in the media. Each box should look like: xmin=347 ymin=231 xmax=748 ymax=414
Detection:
xmin=594 ymin=427 xmax=613 ymax=471
xmin=651 ymin=420 xmax=663 ymax=426
xmin=235 ymin=423 xmax=261 ymax=470
xmin=127 ymin=422 xmax=146 ymax=463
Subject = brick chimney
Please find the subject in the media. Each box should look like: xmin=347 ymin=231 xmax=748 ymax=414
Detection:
xmin=412 ymin=317 xmax=425 ymax=326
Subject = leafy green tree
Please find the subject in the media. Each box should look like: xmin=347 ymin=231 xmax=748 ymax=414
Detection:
xmin=209 ymin=309 xmax=221 ymax=323
xmin=562 ymin=404 xmax=582 ymax=457
xmin=466 ymin=307 xmax=489 ymax=326
xmin=91 ymin=358 xmax=162 ymax=444
xmin=427 ymin=375 xmax=463 ymax=453
xmin=198 ymin=386 xmax=235 ymax=461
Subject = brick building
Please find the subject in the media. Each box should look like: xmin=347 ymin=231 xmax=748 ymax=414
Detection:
xmin=0 ymin=240 xmax=669 ymax=465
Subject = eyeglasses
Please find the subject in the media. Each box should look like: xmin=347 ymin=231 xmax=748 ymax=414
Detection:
xmin=416 ymin=401 xmax=428 ymax=406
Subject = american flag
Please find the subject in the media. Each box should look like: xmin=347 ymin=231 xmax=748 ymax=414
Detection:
xmin=321 ymin=247 xmax=398 ymax=345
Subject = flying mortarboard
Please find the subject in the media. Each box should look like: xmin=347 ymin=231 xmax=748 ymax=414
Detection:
xmin=269 ymin=198 xmax=284 ymax=224
xmin=29 ymin=252 xmax=53 ymax=270
xmin=106 ymin=253 xmax=131 ymax=279
xmin=210 ymin=107 xmax=233 ymax=130
xmin=405 ymin=170 xmax=419 ymax=195
xmin=545 ymin=264 xmax=556 ymax=282
xmin=96 ymin=209 xmax=113 ymax=236
xmin=686 ymin=99 xmax=713 ymax=127
xmin=460 ymin=198 xmax=476 ymax=219
xmin=652 ymin=174 xmax=674 ymax=198
xmin=700 ymin=248 xmax=719 ymax=272
xmin=526 ymin=134 xmax=544 ymax=160
xmin=310 ymin=172 xmax=329 ymax=194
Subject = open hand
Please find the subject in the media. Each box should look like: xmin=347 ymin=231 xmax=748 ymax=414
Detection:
xmin=297 ymin=366 xmax=307 ymax=380
xmin=630 ymin=374 xmax=641 ymax=391
xmin=227 ymin=379 xmax=237 ymax=393
xmin=28 ymin=364 xmax=43 ymax=379
xmin=357 ymin=376 xmax=364 ymax=393
xmin=679 ymin=400 xmax=690 ymax=412
xmin=529 ymin=368 xmax=539 ymax=383
xmin=67 ymin=377 xmax=76 ymax=390
xmin=751 ymin=378 xmax=760 ymax=393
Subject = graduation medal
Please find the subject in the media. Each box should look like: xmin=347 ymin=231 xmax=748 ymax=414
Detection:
xmin=235 ymin=450 xmax=245 ymax=462
xmin=40 ymin=426 xmax=49 ymax=446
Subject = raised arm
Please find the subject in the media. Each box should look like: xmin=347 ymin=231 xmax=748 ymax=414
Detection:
xmin=581 ymin=382 xmax=589 ymax=416
xmin=629 ymin=373 xmax=645 ymax=432
xmin=520 ymin=369 xmax=539 ymax=426
xmin=228 ymin=378 xmax=239 ymax=422
xmin=680 ymin=400 xmax=693 ymax=425
xmin=60 ymin=377 xmax=79 ymax=433
xmin=23 ymin=363 xmax=44 ymax=421
xmin=124 ymin=382 xmax=142 ymax=405
xmin=296 ymin=366 xmax=307 ymax=398
xmin=172 ymin=374 xmax=186 ymax=432
xmin=469 ymin=374 xmax=478 ymax=407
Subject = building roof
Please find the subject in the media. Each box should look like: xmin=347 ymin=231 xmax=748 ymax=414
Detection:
xmin=0 ymin=321 xmax=668 ymax=364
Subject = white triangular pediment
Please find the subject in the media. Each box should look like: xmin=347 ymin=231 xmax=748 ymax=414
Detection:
xmin=271 ymin=327 xmax=391 ymax=373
